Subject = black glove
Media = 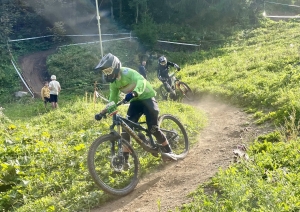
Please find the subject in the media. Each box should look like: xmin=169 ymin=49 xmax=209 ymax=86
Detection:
xmin=175 ymin=64 xmax=180 ymax=71
xmin=95 ymin=113 xmax=103 ymax=121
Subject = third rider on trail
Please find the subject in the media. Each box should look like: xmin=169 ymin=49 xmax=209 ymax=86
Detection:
xmin=157 ymin=56 xmax=181 ymax=100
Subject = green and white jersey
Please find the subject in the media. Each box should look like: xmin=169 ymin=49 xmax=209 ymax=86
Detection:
xmin=109 ymin=67 xmax=156 ymax=103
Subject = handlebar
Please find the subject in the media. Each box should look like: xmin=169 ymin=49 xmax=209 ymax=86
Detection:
xmin=159 ymin=68 xmax=180 ymax=81
xmin=169 ymin=69 xmax=180 ymax=78
xmin=95 ymin=99 xmax=127 ymax=121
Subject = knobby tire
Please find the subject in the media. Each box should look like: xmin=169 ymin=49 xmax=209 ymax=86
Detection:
xmin=87 ymin=134 xmax=140 ymax=196
xmin=158 ymin=114 xmax=189 ymax=159
xmin=159 ymin=84 xmax=168 ymax=100
xmin=178 ymin=82 xmax=194 ymax=101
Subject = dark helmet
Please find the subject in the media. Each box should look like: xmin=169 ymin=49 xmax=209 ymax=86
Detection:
xmin=95 ymin=53 xmax=122 ymax=83
xmin=158 ymin=56 xmax=167 ymax=67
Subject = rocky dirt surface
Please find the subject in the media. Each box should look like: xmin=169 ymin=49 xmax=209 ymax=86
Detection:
xmin=19 ymin=50 xmax=272 ymax=212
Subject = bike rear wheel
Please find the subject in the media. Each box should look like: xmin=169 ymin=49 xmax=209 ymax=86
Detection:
xmin=87 ymin=134 xmax=140 ymax=196
xmin=178 ymin=82 xmax=194 ymax=101
xmin=158 ymin=114 xmax=189 ymax=159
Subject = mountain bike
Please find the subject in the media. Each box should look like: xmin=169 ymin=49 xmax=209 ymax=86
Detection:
xmin=87 ymin=100 xmax=189 ymax=196
xmin=159 ymin=70 xmax=194 ymax=101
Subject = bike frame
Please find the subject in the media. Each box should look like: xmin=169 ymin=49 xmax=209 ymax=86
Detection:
xmin=169 ymin=72 xmax=182 ymax=91
xmin=108 ymin=112 xmax=159 ymax=154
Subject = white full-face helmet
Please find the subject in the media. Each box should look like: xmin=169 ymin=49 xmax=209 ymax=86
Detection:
xmin=158 ymin=56 xmax=167 ymax=67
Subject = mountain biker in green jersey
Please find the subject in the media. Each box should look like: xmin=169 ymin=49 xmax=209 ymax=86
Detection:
xmin=94 ymin=53 xmax=177 ymax=166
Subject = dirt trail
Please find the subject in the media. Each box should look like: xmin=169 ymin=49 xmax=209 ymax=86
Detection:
xmin=19 ymin=51 xmax=271 ymax=212
xmin=19 ymin=48 xmax=56 ymax=97
xmin=91 ymin=96 xmax=271 ymax=212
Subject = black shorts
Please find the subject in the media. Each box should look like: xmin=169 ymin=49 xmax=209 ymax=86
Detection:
xmin=44 ymin=97 xmax=51 ymax=103
xmin=126 ymin=98 xmax=166 ymax=143
xmin=50 ymin=94 xmax=58 ymax=103
xmin=127 ymin=98 xmax=159 ymax=123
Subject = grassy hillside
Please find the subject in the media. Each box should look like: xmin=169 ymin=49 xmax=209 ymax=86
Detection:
xmin=2 ymin=19 xmax=300 ymax=211
xmin=0 ymin=98 xmax=205 ymax=211
xmin=176 ymin=19 xmax=300 ymax=125
xmin=175 ymin=19 xmax=300 ymax=211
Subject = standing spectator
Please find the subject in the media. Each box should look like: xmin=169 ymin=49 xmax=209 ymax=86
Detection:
xmin=138 ymin=60 xmax=147 ymax=79
xmin=49 ymin=75 xmax=61 ymax=109
xmin=41 ymin=81 xmax=50 ymax=108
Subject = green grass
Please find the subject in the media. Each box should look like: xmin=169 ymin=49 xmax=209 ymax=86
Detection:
xmin=2 ymin=93 xmax=91 ymax=121
xmin=0 ymin=95 xmax=205 ymax=211
xmin=174 ymin=20 xmax=300 ymax=124
xmin=174 ymin=20 xmax=300 ymax=211
xmin=181 ymin=139 xmax=300 ymax=212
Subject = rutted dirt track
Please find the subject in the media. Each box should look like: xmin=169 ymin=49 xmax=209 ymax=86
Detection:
xmin=90 ymin=98 xmax=271 ymax=212
xmin=19 ymin=48 xmax=57 ymax=97
xmin=20 ymin=51 xmax=271 ymax=212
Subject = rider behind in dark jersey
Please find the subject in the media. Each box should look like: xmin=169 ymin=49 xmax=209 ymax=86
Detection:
xmin=94 ymin=53 xmax=177 ymax=168
xmin=157 ymin=56 xmax=181 ymax=99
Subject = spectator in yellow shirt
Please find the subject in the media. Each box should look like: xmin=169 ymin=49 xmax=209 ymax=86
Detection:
xmin=41 ymin=81 xmax=50 ymax=108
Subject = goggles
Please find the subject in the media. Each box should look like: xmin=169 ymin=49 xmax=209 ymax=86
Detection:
xmin=102 ymin=67 xmax=113 ymax=75
xmin=160 ymin=61 xmax=167 ymax=66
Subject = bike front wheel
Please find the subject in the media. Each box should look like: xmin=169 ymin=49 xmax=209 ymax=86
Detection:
xmin=159 ymin=84 xmax=168 ymax=100
xmin=158 ymin=114 xmax=189 ymax=159
xmin=87 ymin=134 xmax=140 ymax=196
xmin=178 ymin=81 xmax=194 ymax=101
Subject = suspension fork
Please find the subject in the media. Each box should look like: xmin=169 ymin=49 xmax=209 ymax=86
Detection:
xmin=116 ymin=125 xmax=125 ymax=156
xmin=114 ymin=116 xmax=127 ymax=156
xmin=113 ymin=115 xmax=135 ymax=154
xmin=109 ymin=114 xmax=125 ymax=156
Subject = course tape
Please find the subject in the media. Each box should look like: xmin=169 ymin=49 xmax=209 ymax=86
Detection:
xmin=157 ymin=40 xmax=200 ymax=46
xmin=7 ymin=41 xmax=35 ymax=97
xmin=58 ymin=37 xmax=134 ymax=47
xmin=265 ymin=1 xmax=300 ymax=8
xmin=265 ymin=15 xmax=300 ymax=18
xmin=95 ymin=91 xmax=109 ymax=102
xmin=8 ymin=33 xmax=131 ymax=42
xmin=11 ymin=60 xmax=34 ymax=98
xmin=8 ymin=33 xmax=202 ymax=46
xmin=58 ymin=37 xmax=201 ymax=48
